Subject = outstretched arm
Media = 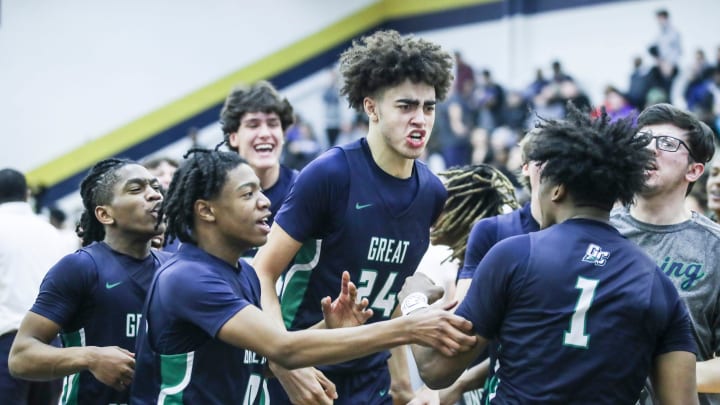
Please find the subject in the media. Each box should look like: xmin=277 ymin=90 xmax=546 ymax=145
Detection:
xmin=9 ymin=312 xmax=135 ymax=392
xmin=652 ymin=350 xmax=699 ymax=404
xmin=217 ymin=305 xmax=477 ymax=370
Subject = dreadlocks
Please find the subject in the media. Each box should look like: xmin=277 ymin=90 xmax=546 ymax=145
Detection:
xmin=431 ymin=164 xmax=519 ymax=266
xmin=76 ymin=158 xmax=134 ymax=246
xmin=162 ymin=148 xmax=246 ymax=244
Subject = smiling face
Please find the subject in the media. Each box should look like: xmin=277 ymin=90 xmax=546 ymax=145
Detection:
xmin=228 ymin=111 xmax=284 ymax=172
xmin=100 ymin=164 xmax=165 ymax=238
xmin=707 ymin=151 xmax=720 ymax=215
xmin=210 ymin=163 xmax=272 ymax=249
xmin=368 ymin=79 xmax=436 ymax=161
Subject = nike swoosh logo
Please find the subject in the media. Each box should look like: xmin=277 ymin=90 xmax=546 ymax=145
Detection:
xmin=105 ymin=281 xmax=123 ymax=289
xmin=379 ymin=389 xmax=387 ymax=397
xmin=355 ymin=203 xmax=373 ymax=210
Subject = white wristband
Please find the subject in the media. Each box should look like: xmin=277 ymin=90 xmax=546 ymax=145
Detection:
xmin=401 ymin=292 xmax=429 ymax=316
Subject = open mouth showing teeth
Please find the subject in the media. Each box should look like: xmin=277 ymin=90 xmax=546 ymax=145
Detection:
xmin=254 ymin=144 xmax=274 ymax=152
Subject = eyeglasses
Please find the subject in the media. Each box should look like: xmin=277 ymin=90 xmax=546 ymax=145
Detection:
xmin=638 ymin=132 xmax=698 ymax=162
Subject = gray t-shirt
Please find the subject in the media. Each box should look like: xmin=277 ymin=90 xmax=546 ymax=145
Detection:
xmin=612 ymin=206 xmax=720 ymax=405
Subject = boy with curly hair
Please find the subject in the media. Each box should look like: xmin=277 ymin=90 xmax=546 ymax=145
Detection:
xmin=253 ymin=30 xmax=454 ymax=404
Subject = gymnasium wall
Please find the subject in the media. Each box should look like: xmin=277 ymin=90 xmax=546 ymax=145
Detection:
xmin=2 ymin=0 xmax=718 ymax=214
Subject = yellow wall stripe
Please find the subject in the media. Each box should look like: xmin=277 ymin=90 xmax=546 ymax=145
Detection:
xmin=26 ymin=0 xmax=496 ymax=188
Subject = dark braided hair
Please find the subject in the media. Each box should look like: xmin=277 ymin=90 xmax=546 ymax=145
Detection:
xmin=527 ymin=104 xmax=653 ymax=208
xmin=339 ymin=30 xmax=454 ymax=111
xmin=76 ymin=158 xmax=134 ymax=246
xmin=162 ymin=148 xmax=246 ymax=244
xmin=431 ymin=164 xmax=519 ymax=266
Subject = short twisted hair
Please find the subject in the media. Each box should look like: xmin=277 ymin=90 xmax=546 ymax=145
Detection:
xmin=339 ymin=30 xmax=453 ymax=111
xmin=162 ymin=149 xmax=246 ymax=244
xmin=76 ymin=158 xmax=134 ymax=246
xmin=432 ymin=164 xmax=519 ymax=266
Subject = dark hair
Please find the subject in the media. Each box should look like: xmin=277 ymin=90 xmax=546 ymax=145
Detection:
xmin=339 ymin=30 xmax=453 ymax=111
xmin=76 ymin=158 xmax=134 ymax=246
xmin=637 ymin=103 xmax=716 ymax=194
xmin=163 ymin=149 xmax=246 ymax=244
xmin=0 ymin=168 xmax=27 ymax=204
xmin=527 ymin=105 xmax=653 ymax=208
xmin=142 ymin=156 xmax=179 ymax=171
xmin=432 ymin=165 xmax=519 ymax=266
xmin=49 ymin=207 xmax=67 ymax=224
xmin=220 ymin=81 xmax=294 ymax=152
xmin=656 ymin=9 xmax=669 ymax=18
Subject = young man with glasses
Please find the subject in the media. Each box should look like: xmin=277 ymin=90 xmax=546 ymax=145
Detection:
xmin=611 ymin=103 xmax=720 ymax=405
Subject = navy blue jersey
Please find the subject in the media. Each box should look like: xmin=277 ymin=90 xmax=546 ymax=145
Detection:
xmin=131 ymin=243 xmax=267 ymax=405
xmin=30 ymin=242 xmax=169 ymax=405
xmin=275 ymin=138 xmax=447 ymax=373
xmin=456 ymin=219 xmax=696 ymax=404
xmin=459 ymin=202 xmax=539 ymax=280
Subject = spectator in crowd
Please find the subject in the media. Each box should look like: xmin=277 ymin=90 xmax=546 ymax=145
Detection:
xmin=142 ymin=157 xmax=179 ymax=193
xmin=611 ymin=103 xmax=719 ymax=404
xmin=322 ymin=69 xmax=343 ymax=147
xmin=708 ymin=144 xmax=720 ymax=222
xmin=0 ymin=168 xmax=66 ymax=405
xmin=649 ymin=9 xmax=682 ymax=102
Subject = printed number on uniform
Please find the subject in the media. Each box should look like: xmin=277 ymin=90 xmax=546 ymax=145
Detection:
xmin=563 ymin=276 xmax=599 ymax=348
xmin=356 ymin=269 xmax=399 ymax=318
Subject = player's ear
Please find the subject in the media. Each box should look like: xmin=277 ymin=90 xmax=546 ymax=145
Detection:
xmin=550 ymin=183 xmax=567 ymax=203
xmin=95 ymin=205 xmax=115 ymax=225
xmin=195 ymin=199 xmax=216 ymax=223
xmin=363 ymin=97 xmax=378 ymax=122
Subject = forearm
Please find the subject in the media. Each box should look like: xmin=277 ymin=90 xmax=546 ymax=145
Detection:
xmin=411 ymin=338 xmax=485 ymax=390
xmin=697 ymin=357 xmax=720 ymax=393
xmin=388 ymin=345 xmax=413 ymax=401
xmin=258 ymin=274 xmax=285 ymax=328
xmin=10 ymin=339 xmax=93 ymax=381
xmin=454 ymin=358 xmax=490 ymax=392
xmin=273 ymin=318 xmax=411 ymax=369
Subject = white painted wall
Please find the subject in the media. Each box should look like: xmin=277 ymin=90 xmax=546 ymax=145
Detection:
xmin=0 ymin=0 xmax=374 ymax=171
xmin=4 ymin=0 xmax=720 ymax=217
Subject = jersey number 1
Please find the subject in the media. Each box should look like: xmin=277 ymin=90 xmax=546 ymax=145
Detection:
xmin=563 ymin=276 xmax=599 ymax=349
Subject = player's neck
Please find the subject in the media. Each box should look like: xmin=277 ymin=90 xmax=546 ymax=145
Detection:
xmin=630 ymin=193 xmax=691 ymax=225
xmin=103 ymin=232 xmax=152 ymax=260
xmin=195 ymin=228 xmax=246 ymax=267
xmin=560 ymin=205 xmax=610 ymax=225
xmin=254 ymin=164 xmax=280 ymax=191
xmin=365 ymin=132 xmax=414 ymax=179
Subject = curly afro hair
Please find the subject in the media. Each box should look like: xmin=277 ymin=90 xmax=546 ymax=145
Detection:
xmin=526 ymin=104 xmax=654 ymax=208
xmin=338 ymin=30 xmax=453 ymax=111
